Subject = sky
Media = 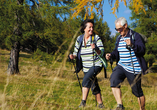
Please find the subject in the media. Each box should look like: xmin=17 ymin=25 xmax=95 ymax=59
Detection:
xmin=102 ymin=1 xmax=133 ymax=36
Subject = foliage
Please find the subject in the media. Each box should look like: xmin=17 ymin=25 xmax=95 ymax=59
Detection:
xmin=71 ymin=0 xmax=152 ymax=19
xmin=130 ymin=0 xmax=157 ymax=37
xmin=144 ymin=54 xmax=155 ymax=67
xmin=144 ymin=33 xmax=157 ymax=67
xmin=32 ymin=48 xmax=54 ymax=64
xmin=71 ymin=0 xmax=104 ymax=19
xmin=94 ymin=17 xmax=113 ymax=53
xmin=0 ymin=0 xmax=77 ymax=55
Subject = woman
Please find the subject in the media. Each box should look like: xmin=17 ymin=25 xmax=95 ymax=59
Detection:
xmin=69 ymin=19 xmax=105 ymax=108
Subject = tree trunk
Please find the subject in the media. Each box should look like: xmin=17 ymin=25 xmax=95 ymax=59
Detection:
xmin=7 ymin=0 xmax=23 ymax=75
xmin=149 ymin=60 xmax=153 ymax=67
xmin=7 ymin=42 xmax=20 ymax=75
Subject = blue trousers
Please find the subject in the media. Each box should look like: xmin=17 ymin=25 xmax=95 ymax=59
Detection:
xmin=82 ymin=66 xmax=102 ymax=95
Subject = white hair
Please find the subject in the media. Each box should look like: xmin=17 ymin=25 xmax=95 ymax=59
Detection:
xmin=115 ymin=17 xmax=128 ymax=27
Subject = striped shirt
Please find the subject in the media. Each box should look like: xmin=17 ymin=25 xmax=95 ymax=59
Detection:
xmin=118 ymin=36 xmax=141 ymax=74
xmin=73 ymin=35 xmax=104 ymax=72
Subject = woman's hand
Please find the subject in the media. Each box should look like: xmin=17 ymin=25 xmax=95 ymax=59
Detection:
xmin=90 ymin=43 xmax=95 ymax=50
xmin=69 ymin=54 xmax=76 ymax=60
xmin=91 ymin=43 xmax=101 ymax=55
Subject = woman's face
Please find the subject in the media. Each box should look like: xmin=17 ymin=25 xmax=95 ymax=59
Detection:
xmin=84 ymin=22 xmax=94 ymax=36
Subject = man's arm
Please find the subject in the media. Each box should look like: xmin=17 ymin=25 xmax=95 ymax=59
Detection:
xmin=132 ymin=33 xmax=146 ymax=56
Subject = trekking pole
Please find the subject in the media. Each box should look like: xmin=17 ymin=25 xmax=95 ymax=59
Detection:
xmin=110 ymin=57 xmax=113 ymax=71
xmin=127 ymin=45 xmax=142 ymax=110
xmin=68 ymin=55 xmax=82 ymax=93
xmin=104 ymin=68 xmax=107 ymax=78
xmin=92 ymin=47 xmax=97 ymax=107
xmin=107 ymin=54 xmax=113 ymax=71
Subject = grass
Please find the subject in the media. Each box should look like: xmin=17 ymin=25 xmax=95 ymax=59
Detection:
xmin=0 ymin=49 xmax=157 ymax=110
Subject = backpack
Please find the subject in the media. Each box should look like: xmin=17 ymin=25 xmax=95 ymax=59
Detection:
xmin=75 ymin=34 xmax=84 ymax=73
xmin=76 ymin=34 xmax=107 ymax=78
xmin=138 ymin=33 xmax=147 ymax=43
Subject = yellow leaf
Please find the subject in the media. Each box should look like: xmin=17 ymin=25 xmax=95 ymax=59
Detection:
xmin=71 ymin=0 xmax=151 ymax=19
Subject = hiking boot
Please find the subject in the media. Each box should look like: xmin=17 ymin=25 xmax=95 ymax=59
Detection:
xmin=116 ymin=104 xmax=125 ymax=110
xmin=79 ymin=100 xmax=86 ymax=108
xmin=98 ymin=103 xmax=105 ymax=108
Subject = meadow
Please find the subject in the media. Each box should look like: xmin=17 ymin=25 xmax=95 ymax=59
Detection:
xmin=0 ymin=49 xmax=157 ymax=110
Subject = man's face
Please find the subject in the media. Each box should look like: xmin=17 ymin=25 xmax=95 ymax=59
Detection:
xmin=115 ymin=21 xmax=127 ymax=36
xmin=84 ymin=22 xmax=94 ymax=36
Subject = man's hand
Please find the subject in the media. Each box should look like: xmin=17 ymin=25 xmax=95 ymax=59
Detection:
xmin=105 ymin=53 xmax=111 ymax=60
xmin=124 ymin=39 xmax=132 ymax=46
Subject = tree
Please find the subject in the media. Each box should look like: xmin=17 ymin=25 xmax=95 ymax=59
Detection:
xmin=6 ymin=0 xmax=24 ymax=75
xmin=129 ymin=0 xmax=157 ymax=67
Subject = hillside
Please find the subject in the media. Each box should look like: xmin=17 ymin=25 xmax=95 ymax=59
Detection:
xmin=0 ymin=49 xmax=157 ymax=110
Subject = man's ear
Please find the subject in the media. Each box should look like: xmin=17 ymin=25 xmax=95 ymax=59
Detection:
xmin=124 ymin=23 xmax=128 ymax=28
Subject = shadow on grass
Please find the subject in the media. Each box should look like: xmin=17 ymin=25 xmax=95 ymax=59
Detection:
xmin=0 ymin=51 xmax=32 ymax=59
xmin=151 ymin=65 xmax=157 ymax=73
xmin=19 ymin=54 xmax=32 ymax=59
xmin=142 ymin=84 xmax=152 ymax=88
xmin=0 ymin=53 xmax=10 ymax=55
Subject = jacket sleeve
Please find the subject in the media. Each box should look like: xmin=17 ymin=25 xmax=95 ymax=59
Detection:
xmin=111 ymin=48 xmax=117 ymax=60
xmin=132 ymin=33 xmax=145 ymax=56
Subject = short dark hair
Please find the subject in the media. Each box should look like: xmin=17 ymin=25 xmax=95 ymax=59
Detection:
xmin=80 ymin=19 xmax=94 ymax=33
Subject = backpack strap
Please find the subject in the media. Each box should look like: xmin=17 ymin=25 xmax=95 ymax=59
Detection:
xmin=132 ymin=32 xmax=147 ymax=44
xmin=90 ymin=34 xmax=95 ymax=44
xmin=115 ymin=34 xmax=121 ymax=46
xmin=91 ymin=35 xmax=96 ymax=74
xmin=131 ymin=32 xmax=135 ymax=44
xmin=78 ymin=34 xmax=84 ymax=49
xmin=91 ymin=34 xmax=100 ymax=51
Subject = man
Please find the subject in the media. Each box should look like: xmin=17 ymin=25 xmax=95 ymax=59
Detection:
xmin=106 ymin=17 xmax=147 ymax=110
